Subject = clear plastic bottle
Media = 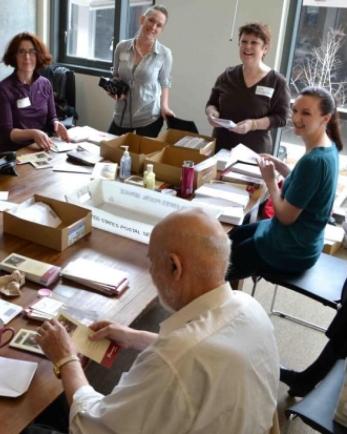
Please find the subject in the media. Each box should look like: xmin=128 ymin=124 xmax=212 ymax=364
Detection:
xmin=119 ymin=146 xmax=132 ymax=180
xmin=143 ymin=164 xmax=156 ymax=189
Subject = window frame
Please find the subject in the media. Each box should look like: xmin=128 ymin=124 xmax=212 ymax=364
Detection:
xmin=51 ymin=0 xmax=130 ymax=76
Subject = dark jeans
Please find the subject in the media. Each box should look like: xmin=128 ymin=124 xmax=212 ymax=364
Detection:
xmin=226 ymin=222 xmax=288 ymax=280
xmin=108 ymin=116 xmax=163 ymax=138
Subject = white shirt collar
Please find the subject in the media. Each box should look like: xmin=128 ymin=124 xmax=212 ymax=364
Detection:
xmin=159 ymin=282 xmax=234 ymax=336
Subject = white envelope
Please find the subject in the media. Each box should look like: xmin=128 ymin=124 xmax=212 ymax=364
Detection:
xmin=0 ymin=357 xmax=38 ymax=397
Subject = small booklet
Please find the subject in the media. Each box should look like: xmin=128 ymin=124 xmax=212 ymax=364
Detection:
xmin=51 ymin=138 xmax=77 ymax=153
xmin=0 ymin=253 xmax=61 ymax=287
xmin=57 ymin=312 xmax=119 ymax=367
xmin=61 ymin=258 xmax=129 ymax=296
xmin=229 ymin=162 xmax=263 ymax=179
xmin=67 ymin=143 xmax=102 ymax=167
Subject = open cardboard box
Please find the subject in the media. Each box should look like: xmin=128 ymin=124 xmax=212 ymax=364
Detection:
xmin=158 ymin=129 xmax=215 ymax=156
xmin=144 ymin=146 xmax=217 ymax=188
xmin=3 ymin=195 xmax=92 ymax=251
xmin=100 ymin=133 xmax=167 ymax=174
xmin=66 ymin=180 xmax=220 ymax=244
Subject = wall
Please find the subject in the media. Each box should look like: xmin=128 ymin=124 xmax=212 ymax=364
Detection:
xmin=68 ymin=0 xmax=289 ymax=134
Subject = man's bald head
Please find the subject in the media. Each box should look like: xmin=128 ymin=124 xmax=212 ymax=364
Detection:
xmin=148 ymin=209 xmax=231 ymax=310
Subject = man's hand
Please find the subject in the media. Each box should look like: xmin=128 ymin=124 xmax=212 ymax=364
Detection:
xmin=89 ymin=321 xmax=134 ymax=349
xmin=32 ymin=129 xmax=52 ymax=151
xmin=89 ymin=321 xmax=158 ymax=351
xmin=36 ymin=318 xmax=77 ymax=364
xmin=54 ymin=121 xmax=70 ymax=142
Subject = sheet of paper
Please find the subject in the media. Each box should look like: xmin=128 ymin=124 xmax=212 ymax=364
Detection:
xmin=0 ymin=191 xmax=9 ymax=200
xmin=0 ymin=200 xmax=16 ymax=211
xmin=0 ymin=357 xmax=38 ymax=397
xmin=211 ymin=117 xmax=236 ymax=129
xmin=0 ymin=299 xmax=22 ymax=324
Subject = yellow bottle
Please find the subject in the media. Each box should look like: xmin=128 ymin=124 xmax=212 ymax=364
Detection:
xmin=143 ymin=164 xmax=156 ymax=189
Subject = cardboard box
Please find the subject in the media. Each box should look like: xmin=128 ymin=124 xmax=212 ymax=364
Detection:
xmin=144 ymin=147 xmax=217 ymax=188
xmin=3 ymin=195 xmax=92 ymax=251
xmin=323 ymin=224 xmax=345 ymax=255
xmin=100 ymin=133 xmax=167 ymax=174
xmin=66 ymin=180 xmax=220 ymax=244
xmin=158 ymin=129 xmax=215 ymax=156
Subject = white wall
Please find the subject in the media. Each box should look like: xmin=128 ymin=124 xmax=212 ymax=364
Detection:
xmin=75 ymin=0 xmax=289 ymax=134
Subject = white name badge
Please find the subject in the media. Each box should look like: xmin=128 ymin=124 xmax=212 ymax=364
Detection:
xmin=16 ymin=97 xmax=31 ymax=108
xmin=119 ymin=52 xmax=130 ymax=61
xmin=255 ymin=86 xmax=274 ymax=98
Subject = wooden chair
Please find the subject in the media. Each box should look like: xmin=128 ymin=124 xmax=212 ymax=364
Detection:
xmin=252 ymin=253 xmax=347 ymax=332
xmin=284 ymin=359 xmax=347 ymax=434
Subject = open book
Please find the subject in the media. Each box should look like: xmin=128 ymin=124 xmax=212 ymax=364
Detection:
xmin=61 ymin=258 xmax=129 ymax=296
xmin=215 ymin=143 xmax=260 ymax=171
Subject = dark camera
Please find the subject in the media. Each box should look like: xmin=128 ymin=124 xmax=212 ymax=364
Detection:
xmin=98 ymin=77 xmax=129 ymax=98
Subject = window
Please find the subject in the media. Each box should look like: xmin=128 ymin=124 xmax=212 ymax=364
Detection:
xmin=55 ymin=0 xmax=153 ymax=73
xmin=281 ymin=0 xmax=347 ymax=155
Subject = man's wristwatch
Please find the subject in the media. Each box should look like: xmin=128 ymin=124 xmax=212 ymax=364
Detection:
xmin=53 ymin=354 xmax=80 ymax=379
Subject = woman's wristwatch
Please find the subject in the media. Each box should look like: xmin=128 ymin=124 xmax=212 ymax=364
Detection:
xmin=53 ymin=354 xmax=80 ymax=379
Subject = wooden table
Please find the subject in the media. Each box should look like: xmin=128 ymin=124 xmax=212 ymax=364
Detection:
xmin=0 ymin=151 xmax=157 ymax=434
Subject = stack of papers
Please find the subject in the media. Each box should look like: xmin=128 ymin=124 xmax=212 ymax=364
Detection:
xmin=51 ymin=138 xmax=77 ymax=153
xmin=229 ymin=162 xmax=262 ymax=179
xmin=211 ymin=117 xmax=236 ymax=129
xmin=68 ymin=126 xmax=118 ymax=145
xmin=61 ymin=258 xmax=129 ymax=296
xmin=174 ymin=136 xmax=209 ymax=150
xmin=24 ymin=297 xmax=64 ymax=321
xmin=193 ymin=182 xmax=249 ymax=225
xmin=215 ymin=144 xmax=260 ymax=171
xmin=0 ymin=253 xmax=61 ymax=286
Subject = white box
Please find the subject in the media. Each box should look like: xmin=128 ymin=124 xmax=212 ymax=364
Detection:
xmin=66 ymin=180 xmax=220 ymax=244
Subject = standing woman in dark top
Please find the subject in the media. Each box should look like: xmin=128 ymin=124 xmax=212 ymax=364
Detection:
xmin=206 ymin=22 xmax=290 ymax=153
xmin=0 ymin=32 xmax=69 ymax=151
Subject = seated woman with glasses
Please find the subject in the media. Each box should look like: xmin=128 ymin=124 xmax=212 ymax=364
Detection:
xmin=0 ymin=32 xmax=69 ymax=151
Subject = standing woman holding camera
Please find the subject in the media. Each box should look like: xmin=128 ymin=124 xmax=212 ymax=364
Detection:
xmin=0 ymin=32 xmax=69 ymax=151
xmin=107 ymin=5 xmax=174 ymax=137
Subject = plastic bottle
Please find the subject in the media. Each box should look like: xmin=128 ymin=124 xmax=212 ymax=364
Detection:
xmin=143 ymin=164 xmax=156 ymax=189
xmin=119 ymin=146 xmax=132 ymax=180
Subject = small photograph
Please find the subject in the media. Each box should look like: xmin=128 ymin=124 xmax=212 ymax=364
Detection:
xmin=13 ymin=329 xmax=26 ymax=345
xmin=58 ymin=314 xmax=78 ymax=335
xmin=4 ymin=254 xmax=26 ymax=267
xmin=36 ymin=153 xmax=48 ymax=159
xmin=22 ymin=331 xmax=42 ymax=350
xmin=32 ymin=160 xmax=52 ymax=169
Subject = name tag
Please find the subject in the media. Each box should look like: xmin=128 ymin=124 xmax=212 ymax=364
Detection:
xmin=16 ymin=97 xmax=31 ymax=108
xmin=255 ymin=86 xmax=274 ymax=98
xmin=119 ymin=52 xmax=130 ymax=61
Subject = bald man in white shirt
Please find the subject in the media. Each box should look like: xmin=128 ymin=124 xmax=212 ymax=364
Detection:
xmin=37 ymin=208 xmax=279 ymax=434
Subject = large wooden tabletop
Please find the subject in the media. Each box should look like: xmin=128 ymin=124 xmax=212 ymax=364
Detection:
xmin=0 ymin=150 xmax=157 ymax=434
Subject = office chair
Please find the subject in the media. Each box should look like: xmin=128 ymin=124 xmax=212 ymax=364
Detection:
xmin=251 ymin=253 xmax=347 ymax=332
xmin=285 ymin=359 xmax=347 ymax=434
xmin=40 ymin=64 xmax=78 ymax=128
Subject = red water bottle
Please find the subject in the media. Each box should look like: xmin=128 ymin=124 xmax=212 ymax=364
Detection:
xmin=180 ymin=160 xmax=195 ymax=198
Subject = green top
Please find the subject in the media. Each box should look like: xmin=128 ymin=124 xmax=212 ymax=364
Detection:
xmin=254 ymin=144 xmax=339 ymax=272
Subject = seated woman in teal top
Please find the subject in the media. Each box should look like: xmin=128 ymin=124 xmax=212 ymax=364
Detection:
xmin=227 ymin=86 xmax=343 ymax=280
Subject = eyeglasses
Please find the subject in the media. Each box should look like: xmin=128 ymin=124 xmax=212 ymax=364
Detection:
xmin=17 ymin=48 xmax=37 ymax=57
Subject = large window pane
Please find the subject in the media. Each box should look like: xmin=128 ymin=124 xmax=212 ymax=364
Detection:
xmin=281 ymin=1 xmax=347 ymax=155
xmin=66 ymin=0 xmax=115 ymax=62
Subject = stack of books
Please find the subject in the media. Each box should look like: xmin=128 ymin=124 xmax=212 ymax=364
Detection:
xmin=61 ymin=258 xmax=129 ymax=296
